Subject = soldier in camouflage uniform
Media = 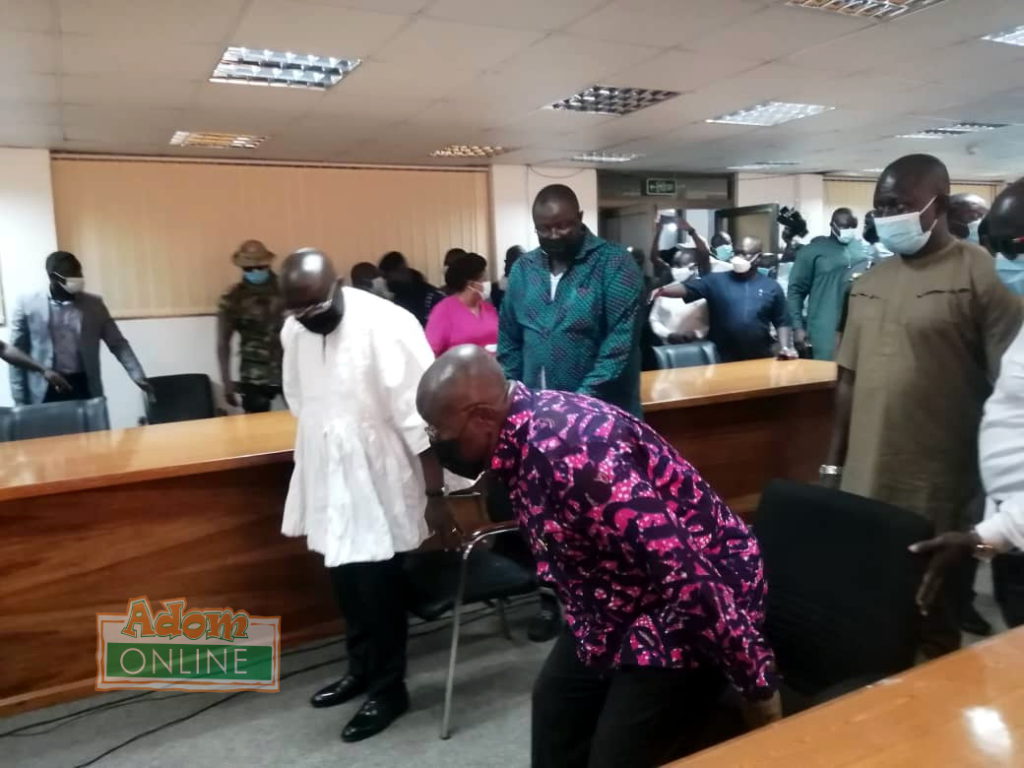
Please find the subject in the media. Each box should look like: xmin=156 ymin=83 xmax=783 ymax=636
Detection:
xmin=217 ymin=240 xmax=284 ymax=413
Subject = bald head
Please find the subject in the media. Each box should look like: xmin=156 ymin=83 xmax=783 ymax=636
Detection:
xmin=987 ymin=178 xmax=1024 ymax=260
xmin=533 ymin=184 xmax=579 ymax=214
xmin=417 ymin=345 xmax=508 ymax=426
xmin=737 ymin=235 xmax=763 ymax=256
xmin=948 ymin=193 xmax=990 ymax=240
xmin=280 ymin=248 xmax=337 ymax=310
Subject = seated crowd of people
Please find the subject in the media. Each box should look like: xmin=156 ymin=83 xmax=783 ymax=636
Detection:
xmin=3 ymin=152 xmax=1023 ymax=767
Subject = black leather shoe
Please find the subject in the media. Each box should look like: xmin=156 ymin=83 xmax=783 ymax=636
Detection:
xmin=341 ymin=690 xmax=410 ymax=743
xmin=310 ymin=676 xmax=367 ymax=709
xmin=527 ymin=606 xmax=561 ymax=643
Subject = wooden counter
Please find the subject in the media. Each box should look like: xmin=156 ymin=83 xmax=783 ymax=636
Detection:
xmin=0 ymin=359 xmax=835 ymax=715
xmin=669 ymin=627 xmax=1024 ymax=767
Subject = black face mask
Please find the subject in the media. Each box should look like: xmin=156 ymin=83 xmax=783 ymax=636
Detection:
xmin=539 ymin=229 xmax=584 ymax=261
xmin=298 ymin=308 xmax=342 ymax=336
xmin=431 ymin=438 xmax=486 ymax=480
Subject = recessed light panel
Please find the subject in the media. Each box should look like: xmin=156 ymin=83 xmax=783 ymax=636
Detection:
xmin=547 ymin=85 xmax=681 ymax=117
xmin=211 ymin=46 xmax=361 ymax=90
xmin=707 ymin=101 xmax=834 ymax=127
xmin=571 ymin=152 xmax=642 ymax=163
xmin=896 ymin=122 xmax=1008 ymax=138
xmin=169 ymin=131 xmax=266 ymax=149
xmin=728 ymin=161 xmax=801 ymax=170
xmin=785 ymin=0 xmax=947 ymax=20
xmin=430 ymin=145 xmax=509 ymax=158
xmin=982 ymin=24 xmax=1024 ymax=47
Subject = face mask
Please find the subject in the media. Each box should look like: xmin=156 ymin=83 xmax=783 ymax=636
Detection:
xmin=54 ymin=273 xmax=85 ymax=294
xmin=431 ymin=437 xmax=486 ymax=479
xmin=714 ymin=244 xmax=734 ymax=261
xmin=730 ymin=255 xmax=755 ymax=274
xmin=757 ymin=267 xmax=770 ymax=277
xmin=967 ymin=219 xmax=981 ymax=244
xmin=671 ymin=266 xmax=693 ymax=283
xmin=836 ymin=228 xmax=858 ymax=244
xmin=538 ymin=229 xmax=584 ymax=261
xmin=243 ymin=268 xmax=270 ymax=285
xmin=470 ymin=280 xmax=491 ymax=300
xmin=997 ymin=253 xmax=1024 ymax=267
xmin=874 ymin=196 xmax=936 ymax=256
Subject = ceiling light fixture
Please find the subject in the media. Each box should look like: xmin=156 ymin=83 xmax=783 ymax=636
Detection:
xmin=728 ymin=161 xmax=801 ymax=170
xmin=707 ymin=101 xmax=834 ymax=127
xmin=169 ymin=131 xmax=267 ymax=149
xmin=896 ymin=122 xmax=1008 ymax=138
xmin=430 ymin=145 xmax=509 ymax=158
xmin=982 ymin=24 xmax=1024 ymax=47
xmin=785 ymin=0 xmax=948 ymax=21
xmin=210 ymin=46 xmax=361 ymax=90
xmin=571 ymin=151 xmax=642 ymax=163
xmin=547 ymin=85 xmax=681 ymax=117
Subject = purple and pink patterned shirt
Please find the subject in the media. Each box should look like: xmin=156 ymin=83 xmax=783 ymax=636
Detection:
xmin=490 ymin=383 xmax=778 ymax=699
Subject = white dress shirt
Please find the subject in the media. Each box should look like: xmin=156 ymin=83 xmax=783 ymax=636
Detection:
xmin=975 ymin=326 xmax=1024 ymax=551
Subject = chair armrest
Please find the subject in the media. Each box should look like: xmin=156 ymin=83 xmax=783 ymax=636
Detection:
xmin=461 ymin=521 xmax=520 ymax=557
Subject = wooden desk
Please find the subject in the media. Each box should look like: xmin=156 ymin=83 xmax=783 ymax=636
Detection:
xmin=669 ymin=628 xmax=1024 ymax=767
xmin=0 ymin=359 xmax=835 ymax=715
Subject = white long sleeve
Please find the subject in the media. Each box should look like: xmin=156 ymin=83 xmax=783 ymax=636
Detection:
xmin=975 ymin=326 xmax=1024 ymax=552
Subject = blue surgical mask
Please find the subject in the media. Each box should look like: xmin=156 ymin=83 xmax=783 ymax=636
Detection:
xmin=967 ymin=219 xmax=981 ymax=244
xmin=244 ymin=268 xmax=271 ymax=285
xmin=757 ymin=266 xmax=770 ymax=277
xmin=714 ymin=244 xmax=734 ymax=261
xmin=874 ymin=196 xmax=936 ymax=256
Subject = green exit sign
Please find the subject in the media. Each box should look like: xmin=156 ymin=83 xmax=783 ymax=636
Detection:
xmin=645 ymin=178 xmax=677 ymax=196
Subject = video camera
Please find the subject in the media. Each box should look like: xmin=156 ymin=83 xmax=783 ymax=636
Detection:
xmin=777 ymin=206 xmax=809 ymax=239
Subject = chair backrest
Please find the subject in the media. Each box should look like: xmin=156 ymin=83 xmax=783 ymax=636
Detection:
xmin=753 ymin=479 xmax=931 ymax=696
xmin=652 ymin=341 xmax=720 ymax=370
xmin=4 ymin=397 xmax=109 ymax=441
xmin=146 ymin=374 xmax=215 ymax=424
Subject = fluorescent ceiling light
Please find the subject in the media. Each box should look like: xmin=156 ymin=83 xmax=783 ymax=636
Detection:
xmin=707 ymin=101 xmax=834 ymax=127
xmin=571 ymin=151 xmax=642 ymax=163
xmin=896 ymin=122 xmax=1008 ymax=138
xmin=210 ymin=46 xmax=361 ymax=90
xmin=728 ymin=161 xmax=801 ymax=170
xmin=982 ymin=24 xmax=1024 ymax=47
xmin=430 ymin=145 xmax=509 ymax=158
xmin=547 ymin=85 xmax=681 ymax=117
xmin=785 ymin=0 xmax=948 ymax=20
xmin=169 ymin=131 xmax=266 ymax=149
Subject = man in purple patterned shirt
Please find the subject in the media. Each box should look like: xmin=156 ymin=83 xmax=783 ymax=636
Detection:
xmin=418 ymin=346 xmax=780 ymax=768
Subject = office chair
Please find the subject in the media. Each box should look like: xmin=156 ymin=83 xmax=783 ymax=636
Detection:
xmin=143 ymin=374 xmax=216 ymax=424
xmin=1 ymin=397 xmax=109 ymax=441
xmin=753 ymin=479 xmax=931 ymax=712
xmin=402 ymin=493 xmax=536 ymax=739
xmin=652 ymin=340 xmax=720 ymax=370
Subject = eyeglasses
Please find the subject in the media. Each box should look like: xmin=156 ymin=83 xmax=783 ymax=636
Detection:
xmin=285 ymin=283 xmax=337 ymax=319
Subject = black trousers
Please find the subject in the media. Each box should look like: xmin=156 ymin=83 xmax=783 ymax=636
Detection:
xmin=239 ymin=383 xmax=281 ymax=414
xmin=532 ymin=632 xmax=735 ymax=768
xmin=993 ymin=554 xmax=1024 ymax=629
xmin=43 ymin=372 xmax=90 ymax=402
xmin=329 ymin=555 xmax=408 ymax=698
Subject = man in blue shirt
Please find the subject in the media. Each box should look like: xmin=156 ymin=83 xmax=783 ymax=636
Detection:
xmin=660 ymin=236 xmax=796 ymax=362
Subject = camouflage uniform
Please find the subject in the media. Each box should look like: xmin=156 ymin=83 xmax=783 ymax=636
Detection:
xmin=218 ymin=274 xmax=284 ymax=412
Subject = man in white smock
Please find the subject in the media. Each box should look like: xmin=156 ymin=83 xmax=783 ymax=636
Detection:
xmin=279 ymin=249 xmax=459 ymax=744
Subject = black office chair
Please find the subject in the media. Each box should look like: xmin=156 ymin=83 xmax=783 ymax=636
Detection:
xmin=753 ymin=480 xmax=931 ymax=712
xmin=402 ymin=495 xmax=536 ymax=739
xmin=652 ymin=340 xmax=720 ymax=370
xmin=0 ymin=397 xmax=109 ymax=441
xmin=144 ymin=374 xmax=216 ymax=424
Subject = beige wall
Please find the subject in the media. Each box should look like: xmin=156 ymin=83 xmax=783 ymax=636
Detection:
xmin=51 ymin=157 xmax=490 ymax=318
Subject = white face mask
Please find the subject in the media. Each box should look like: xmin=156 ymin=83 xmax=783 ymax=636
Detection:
xmin=730 ymin=256 xmax=753 ymax=274
xmin=472 ymin=280 xmax=491 ymax=300
xmin=836 ymin=227 xmax=858 ymax=244
xmin=967 ymin=218 xmax=981 ymax=244
xmin=874 ymin=196 xmax=936 ymax=256
xmin=671 ymin=266 xmax=694 ymax=283
xmin=56 ymin=273 xmax=85 ymax=294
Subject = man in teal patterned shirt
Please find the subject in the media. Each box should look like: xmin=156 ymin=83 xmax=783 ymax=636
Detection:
xmin=498 ymin=184 xmax=643 ymax=417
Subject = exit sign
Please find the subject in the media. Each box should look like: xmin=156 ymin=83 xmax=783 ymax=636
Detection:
xmin=645 ymin=178 xmax=677 ymax=196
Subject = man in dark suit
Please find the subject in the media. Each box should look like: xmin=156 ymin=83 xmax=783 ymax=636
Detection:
xmin=10 ymin=251 xmax=152 ymax=404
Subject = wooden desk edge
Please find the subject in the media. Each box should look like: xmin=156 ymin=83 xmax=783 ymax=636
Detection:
xmin=0 ymin=448 xmax=294 ymax=503
xmin=643 ymin=377 xmax=836 ymax=413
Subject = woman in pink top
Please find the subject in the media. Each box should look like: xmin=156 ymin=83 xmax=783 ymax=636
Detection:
xmin=425 ymin=253 xmax=499 ymax=356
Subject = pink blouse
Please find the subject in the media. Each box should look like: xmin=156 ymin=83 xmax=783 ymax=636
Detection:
xmin=424 ymin=294 xmax=499 ymax=356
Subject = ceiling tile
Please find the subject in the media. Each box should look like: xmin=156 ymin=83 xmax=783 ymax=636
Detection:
xmin=60 ymin=35 xmax=223 ymax=77
xmin=176 ymin=107 xmax=301 ymax=134
xmin=487 ymin=34 xmax=661 ymax=87
xmin=58 ymin=0 xmax=246 ymax=44
xmin=0 ymin=32 xmax=59 ymax=73
xmin=603 ymin=49 xmax=765 ymax=93
xmin=314 ymin=60 xmax=477 ymax=105
xmin=564 ymin=0 xmax=761 ymax=47
xmin=194 ymin=80 xmax=328 ymax=112
xmin=373 ymin=18 xmax=545 ymax=70
xmin=63 ymin=75 xmax=200 ymax=108
xmin=0 ymin=73 xmax=59 ymax=104
xmin=425 ymin=0 xmax=606 ymax=31
xmin=0 ymin=104 xmax=62 ymax=125
xmin=0 ymin=124 xmax=63 ymax=147
xmin=287 ymin=0 xmax=430 ymax=13
xmin=2 ymin=0 xmax=56 ymax=32
xmin=61 ymin=105 xmax=185 ymax=143
xmin=231 ymin=0 xmax=410 ymax=57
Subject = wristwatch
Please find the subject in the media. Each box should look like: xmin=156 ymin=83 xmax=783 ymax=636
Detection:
xmin=973 ymin=537 xmax=998 ymax=562
xmin=425 ymin=487 xmax=448 ymax=499
xmin=818 ymin=464 xmax=842 ymax=479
